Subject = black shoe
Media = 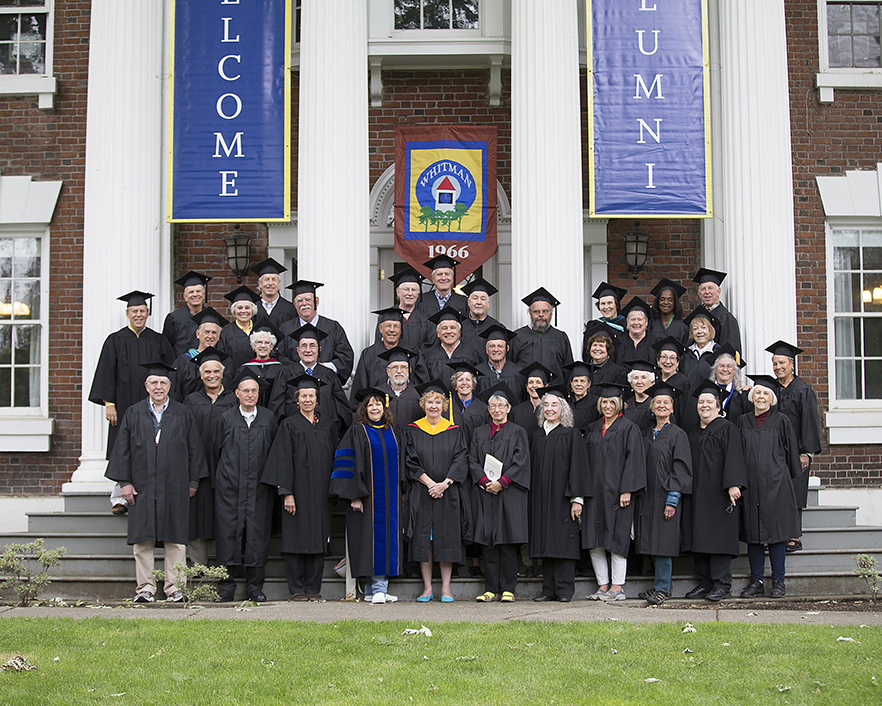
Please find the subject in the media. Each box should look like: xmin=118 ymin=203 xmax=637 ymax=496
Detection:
xmin=558 ymin=595 xmax=572 ymax=603
xmin=770 ymin=579 xmax=786 ymax=598
xmin=684 ymin=586 xmax=710 ymax=600
xmin=248 ymin=590 xmax=268 ymax=603
xmin=785 ymin=539 xmax=802 ymax=553
xmin=706 ymin=587 xmax=731 ymax=602
xmin=216 ymin=591 xmax=236 ymax=603
xmin=647 ymin=590 xmax=671 ymax=606
xmin=533 ymin=594 xmax=555 ymax=602
xmin=469 ymin=565 xmax=484 ymax=578
xmin=740 ymin=579 xmax=765 ymax=598
xmin=638 ymin=588 xmax=658 ymax=600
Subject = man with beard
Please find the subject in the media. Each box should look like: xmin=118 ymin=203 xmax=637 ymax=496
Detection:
xmin=376 ymin=346 xmax=422 ymax=428
xmin=475 ymin=324 xmax=524 ymax=405
xmin=509 ymin=288 xmax=574 ymax=379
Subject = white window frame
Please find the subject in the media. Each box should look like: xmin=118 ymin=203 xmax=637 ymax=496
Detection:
xmin=817 ymin=0 xmax=882 ymax=101
xmin=391 ymin=0 xmax=482 ymax=35
xmin=0 ymin=0 xmax=56 ymax=109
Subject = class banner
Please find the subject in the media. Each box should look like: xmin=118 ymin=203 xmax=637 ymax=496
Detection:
xmin=587 ymin=0 xmax=711 ymax=218
xmin=168 ymin=0 xmax=291 ymax=222
xmin=394 ymin=126 xmax=497 ymax=282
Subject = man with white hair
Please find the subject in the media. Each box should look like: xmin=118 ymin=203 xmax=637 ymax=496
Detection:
xmin=460 ymin=277 xmax=503 ymax=355
xmin=416 ymin=254 xmax=468 ymax=316
xmin=693 ymin=268 xmax=742 ymax=353
xmin=251 ymin=258 xmax=297 ymax=326
xmin=384 ymin=267 xmax=435 ymax=352
xmin=422 ymin=306 xmax=483 ymax=381
xmin=105 ymin=362 xmax=207 ymax=603
xmin=377 ymin=346 xmax=422 ymax=428
xmin=170 ymin=307 xmax=229 ymax=402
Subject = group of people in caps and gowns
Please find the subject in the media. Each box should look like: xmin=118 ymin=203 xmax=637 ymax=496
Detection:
xmin=92 ymin=253 xmax=820 ymax=604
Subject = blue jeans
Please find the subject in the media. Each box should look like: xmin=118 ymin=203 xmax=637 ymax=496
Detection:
xmin=653 ymin=556 xmax=673 ymax=594
xmin=365 ymin=575 xmax=389 ymax=597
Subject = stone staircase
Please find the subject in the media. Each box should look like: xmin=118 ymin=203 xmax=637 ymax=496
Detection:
xmin=1 ymin=488 xmax=879 ymax=602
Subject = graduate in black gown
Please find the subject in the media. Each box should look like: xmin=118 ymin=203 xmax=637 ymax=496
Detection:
xmin=262 ymin=375 xmax=340 ymax=601
xmin=648 ymin=278 xmax=689 ymax=346
xmin=693 ymin=268 xmax=742 ymax=354
xmin=583 ymin=382 xmax=647 ymax=601
xmin=615 ymin=296 xmax=658 ymax=365
xmin=509 ymin=287 xmax=574 ymax=379
xmin=468 ymin=382 xmax=530 ymax=602
xmin=528 ymin=384 xmax=591 ymax=602
xmin=707 ymin=344 xmax=749 ymax=426
xmin=448 ymin=361 xmax=489 ymax=447
xmin=422 ymin=306 xmax=483 ymax=381
xmin=217 ymin=285 xmax=263 ymax=373
xmin=329 ymin=388 xmax=406 ymax=604
xmin=682 ymin=380 xmax=747 ymax=602
xmin=564 ymin=361 xmax=599 ymax=435
xmin=474 ymin=324 xmax=525 ymax=405
xmin=623 ymin=359 xmax=656 ymax=433
xmin=583 ymin=321 xmax=628 ymax=386
xmin=251 ymin=257 xmax=298 ymax=327
xmin=377 ymin=267 xmax=436 ymax=352
xmin=681 ymin=307 xmax=721 ymax=388
xmin=767 ymin=340 xmax=822 ymax=553
xmin=213 ymin=369 xmax=279 ymax=603
xmin=89 ymin=291 xmax=175 ymax=461
xmin=415 ymin=254 xmax=469 ymax=317
xmin=509 ymin=361 xmax=554 ymax=434
xmin=582 ymin=282 xmax=628 ymax=355
xmin=377 ymin=346 xmax=423 ymax=429
xmin=183 ymin=346 xmax=236 ymax=566
xmin=635 ymin=382 xmax=692 ymax=605
xmin=460 ymin=277 xmax=503 ymax=355
xmin=162 ymin=271 xmax=212 ymax=357
xmin=736 ymin=376 xmax=802 ymax=599
xmin=239 ymin=320 xmax=287 ymax=409
xmin=404 ymin=380 xmax=470 ymax=603
xmin=651 ymin=336 xmax=694 ymax=430
xmin=353 ymin=307 xmax=428 ymax=392
xmin=170 ymin=308 xmax=230 ymax=403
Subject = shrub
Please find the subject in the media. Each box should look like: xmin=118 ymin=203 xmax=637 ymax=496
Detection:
xmin=853 ymin=554 xmax=880 ymax=601
xmin=0 ymin=539 xmax=66 ymax=607
xmin=151 ymin=562 xmax=229 ymax=605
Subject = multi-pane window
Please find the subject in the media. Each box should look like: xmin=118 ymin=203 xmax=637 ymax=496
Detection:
xmin=0 ymin=0 xmax=51 ymax=76
xmin=826 ymin=1 xmax=882 ymax=68
xmin=394 ymin=0 xmax=479 ymax=31
xmin=0 ymin=236 xmax=42 ymax=408
xmin=832 ymin=228 xmax=882 ymax=400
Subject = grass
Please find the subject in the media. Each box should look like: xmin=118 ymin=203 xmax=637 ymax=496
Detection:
xmin=1 ymin=618 xmax=879 ymax=705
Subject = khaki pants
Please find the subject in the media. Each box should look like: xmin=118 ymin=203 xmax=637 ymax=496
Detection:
xmin=133 ymin=541 xmax=187 ymax=597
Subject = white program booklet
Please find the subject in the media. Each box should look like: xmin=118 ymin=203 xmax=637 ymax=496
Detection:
xmin=483 ymin=454 xmax=503 ymax=482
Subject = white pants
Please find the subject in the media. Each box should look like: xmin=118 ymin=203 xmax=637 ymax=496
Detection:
xmin=110 ymin=483 xmax=129 ymax=508
xmin=589 ymin=548 xmax=627 ymax=586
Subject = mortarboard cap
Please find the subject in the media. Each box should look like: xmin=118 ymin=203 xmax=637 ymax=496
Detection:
xmin=446 ymin=361 xmax=484 ymax=378
xmin=479 ymin=324 xmax=517 ymax=343
xmin=462 ymin=277 xmax=498 ymax=298
xmin=192 ymin=306 xmax=230 ymax=328
xmin=140 ymin=361 xmax=175 ymax=378
xmin=373 ymin=306 xmax=405 ymax=324
xmin=747 ymin=374 xmax=780 ymax=392
xmin=594 ymin=382 xmax=630 ymax=398
xmin=288 ymin=322 xmax=328 ymax=343
xmin=683 ymin=306 xmax=721 ymax=331
xmin=252 ymin=319 xmax=284 ymax=341
xmin=250 ymin=258 xmax=287 ymax=278
xmin=175 ymin=271 xmax=212 ymax=289
xmin=118 ymin=290 xmax=154 ymax=308
xmin=652 ymin=336 xmax=686 ymax=358
xmin=592 ymin=281 xmax=628 ymax=302
xmin=415 ymin=379 xmax=449 ymax=397
xmin=190 ymin=346 xmax=229 ymax=368
xmin=286 ymin=373 xmax=325 ymax=391
xmin=355 ymin=387 xmax=389 ymax=405
xmin=389 ymin=266 xmax=425 ymax=287
xmin=712 ymin=343 xmax=747 ymax=368
xmin=650 ymin=278 xmax=687 ymax=299
xmin=563 ymin=360 xmax=593 ymax=379
xmin=693 ymin=268 xmax=727 ymax=286
xmin=535 ymin=383 xmax=569 ymax=400
xmin=231 ymin=366 xmax=263 ymax=389
xmin=766 ymin=340 xmax=803 ymax=358
xmin=423 ymin=254 xmax=459 ymax=272
xmin=224 ymin=285 xmax=260 ymax=304
xmin=583 ymin=320 xmax=620 ymax=341
xmin=692 ymin=379 xmax=729 ymax=404
xmin=518 ymin=361 xmax=554 ymax=384
xmin=428 ymin=306 xmax=466 ymax=325
xmin=646 ymin=381 xmax=684 ymax=399
xmin=477 ymin=381 xmax=516 ymax=406
xmin=378 ymin=345 xmax=418 ymax=365
xmin=285 ymin=280 xmax=324 ymax=297
xmin=620 ymin=296 xmax=652 ymax=319
xmin=624 ymin=358 xmax=657 ymax=375
xmin=520 ymin=287 xmax=560 ymax=308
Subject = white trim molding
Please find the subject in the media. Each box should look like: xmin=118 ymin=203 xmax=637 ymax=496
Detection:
xmin=815 ymin=0 xmax=882 ymax=103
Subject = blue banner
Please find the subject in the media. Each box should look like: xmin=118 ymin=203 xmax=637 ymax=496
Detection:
xmin=168 ymin=0 xmax=291 ymax=222
xmin=588 ymin=0 xmax=711 ymax=218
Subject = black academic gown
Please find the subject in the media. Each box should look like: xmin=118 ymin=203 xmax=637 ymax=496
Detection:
xmin=214 ymin=406 xmax=279 ymax=567
xmin=261 ymin=412 xmax=339 ymax=554
xmin=88 ymin=326 xmax=175 ymax=458
xmin=614 ymin=332 xmax=659 ymax=365
xmin=375 ymin=308 xmax=436 ymax=353
xmin=351 ymin=341 xmax=429 ymax=392
xmin=649 ymin=315 xmax=689 ymax=347
xmin=636 ymin=423 xmax=693 ymax=557
xmin=681 ymin=343 xmax=720 ymax=388
xmin=660 ymin=372 xmax=694 ymax=430
xmin=528 ymin=424 xmax=591 ymax=560
xmin=571 ymin=394 xmax=600 ymax=436
xmin=623 ymin=396 xmax=654 ymax=433
xmin=776 ymin=376 xmax=822 ymax=509
xmin=736 ymin=411 xmax=802 ymax=546
xmin=404 ymin=419 xmax=470 ymax=564
xmin=451 ymin=396 xmax=489 ymax=448
xmin=467 ymin=422 xmax=530 ymax=546
xmin=217 ymin=321 xmax=259 ymax=373
xmin=267 ymin=362 xmax=352 ymax=433
xmin=509 ymin=326 xmax=574 ymax=380
xmin=382 ymin=382 xmax=423 ymax=430
xmin=258 ymin=296 xmax=297 ymax=327
xmin=422 ymin=339 xmax=483 ymax=382
xmin=105 ymin=398 xmax=208 ymax=545
xmin=162 ymin=305 xmax=201 ymax=357
xmin=279 ymin=315 xmax=355 ymax=383
xmin=703 ymin=302 xmax=742 ymax=354
xmin=460 ymin=314 xmax=503 ymax=355
xmin=583 ymin=415 xmax=647 ymax=556
xmin=184 ymin=387 xmax=237 ymax=541
xmin=510 ymin=400 xmax=541 ymax=435
xmin=329 ymin=423 xmax=406 ymax=579
xmin=682 ymin=417 xmax=747 ymax=556
xmin=240 ymin=359 xmax=284 ymax=409
xmin=582 ymin=317 xmax=625 ymax=356
xmin=475 ymin=360 xmax=526 ymax=405
xmin=170 ymin=350 xmax=200 ymax=403
xmin=590 ymin=359 xmax=628 ymax=387
xmin=416 ymin=290 xmax=468 ymax=317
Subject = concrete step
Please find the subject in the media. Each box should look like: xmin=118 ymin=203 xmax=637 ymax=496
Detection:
xmin=732 ymin=547 xmax=882 ymax=573
xmin=62 ymin=493 xmax=112 ymax=513
xmin=801 ymin=525 xmax=882 ymax=550
xmin=802 ymin=505 xmax=857 ymax=528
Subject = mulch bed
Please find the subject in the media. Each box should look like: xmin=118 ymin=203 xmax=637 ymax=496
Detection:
xmin=660 ymin=596 xmax=881 ymax=612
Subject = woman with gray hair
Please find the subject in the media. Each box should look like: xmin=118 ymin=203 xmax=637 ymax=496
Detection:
xmin=528 ymin=384 xmax=590 ymax=602
xmin=240 ymin=321 xmax=285 ymax=408
xmin=681 ymin=308 xmax=721 ymax=387
xmin=218 ymin=285 xmax=262 ymax=371
xmin=736 ymin=375 xmax=802 ymax=599
xmin=583 ymin=383 xmax=647 ymax=601
xmin=623 ymin=359 xmax=656 ymax=433
xmin=706 ymin=344 xmax=748 ymax=425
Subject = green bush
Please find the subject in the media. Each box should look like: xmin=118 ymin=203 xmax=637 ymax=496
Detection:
xmin=151 ymin=562 xmax=229 ymax=605
xmin=0 ymin=538 xmax=66 ymax=607
xmin=853 ymin=554 xmax=880 ymax=600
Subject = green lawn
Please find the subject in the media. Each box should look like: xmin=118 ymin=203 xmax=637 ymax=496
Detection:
xmin=1 ymin=618 xmax=878 ymax=705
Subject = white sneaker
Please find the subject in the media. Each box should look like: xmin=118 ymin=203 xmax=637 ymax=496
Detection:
xmin=371 ymin=592 xmax=386 ymax=604
xmin=384 ymin=594 xmax=398 ymax=603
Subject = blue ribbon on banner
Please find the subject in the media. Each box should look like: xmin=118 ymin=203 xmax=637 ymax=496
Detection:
xmin=588 ymin=0 xmax=711 ymax=218
xmin=169 ymin=0 xmax=291 ymax=222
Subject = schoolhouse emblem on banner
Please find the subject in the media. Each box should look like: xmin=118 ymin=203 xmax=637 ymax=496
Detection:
xmin=395 ymin=126 xmax=497 ymax=282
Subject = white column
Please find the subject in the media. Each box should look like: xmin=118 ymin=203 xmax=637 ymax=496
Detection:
xmin=65 ymin=0 xmax=167 ymax=492
xmin=510 ymin=0 xmax=585 ymax=348
xmin=704 ymin=0 xmax=797 ymax=373
xmin=297 ymin=1 xmax=370 ymax=363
